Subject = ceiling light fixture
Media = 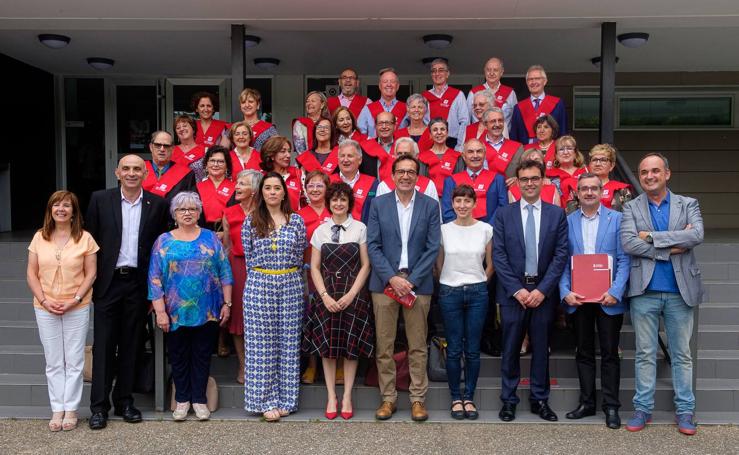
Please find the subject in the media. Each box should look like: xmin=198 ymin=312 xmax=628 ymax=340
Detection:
xmin=254 ymin=58 xmax=280 ymax=70
xmin=38 ymin=34 xmax=71 ymax=49
xmin=617 ymin=32 xmax=649 ymax=48
xmin=87 ymin=57 xmax=115 ymax=70
xmin=423 ymin=34 xmax=453 ymax=50
xmin=244 ymin=35 xmax=261 ymax=48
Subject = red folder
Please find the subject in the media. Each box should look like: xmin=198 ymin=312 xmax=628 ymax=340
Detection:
xmin=571 ymin=254 xmax=612 ymax=303
xmin=383 ymin=285 xmax=417 ymax=309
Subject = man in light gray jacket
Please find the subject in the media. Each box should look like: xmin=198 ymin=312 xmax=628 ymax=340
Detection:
xmin=620 ymin=153 xmax=704 ymax=436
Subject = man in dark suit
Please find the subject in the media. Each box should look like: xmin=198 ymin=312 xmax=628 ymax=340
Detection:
xmin=493 ymin=158 xmax=568 ymax=422
xmin=142 ymin=131 xmax=197 ymax=204
xmin=367 ymin=155 xmax=441 ymax=422
xmin=85 ymin=154 xmax=169 ymax=429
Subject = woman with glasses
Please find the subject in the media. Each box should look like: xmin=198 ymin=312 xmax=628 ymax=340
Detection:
xmin=296 ymin=118 xmax=339 ymax=175
xmin=172 ymin=115 xmax=207 ymax=181
xmin=196 ymin=146 xmax=235 ymax=230
xmin=293 ymin=91 xmax=330 ymax=155
xmin=149 ymin=192 xmax=233 ymax=421
xmin=192 ymin=91 xmax=229 ymax=148
xmin=548 ymin=135 xmax=588 ymax=209
xmin=228 ymin=122 xmax=262 ymax=176
xmin=587 ymin=143 xmax=632 ymax=211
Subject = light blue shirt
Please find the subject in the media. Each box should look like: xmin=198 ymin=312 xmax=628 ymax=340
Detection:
xmin=116 ymin=189 xmax=143 ymax=268
xmin=357 ymin=98 xmax=410 ymax=138
xmin=580 ymin=207 xmax=600 ymax=255
xmin=426 ymin=86 xmax=469 ymax=140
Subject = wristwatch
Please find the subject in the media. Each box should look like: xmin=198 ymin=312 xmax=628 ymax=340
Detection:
xmin=74 ymin=295 xmax=83 ymax=303
xmin=645 ymin=232 xmax=654 ymax=244
xmin=319 ymin=290 xmax=328 ymax=298
xmin=224 ymin=301 xmax=232 ymax=308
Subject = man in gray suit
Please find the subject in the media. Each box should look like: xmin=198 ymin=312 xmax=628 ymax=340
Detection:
xmin=620 ymin=153 xmax=704 ymax=436
xmin=367 ymin=155 xmax=441 ymax=422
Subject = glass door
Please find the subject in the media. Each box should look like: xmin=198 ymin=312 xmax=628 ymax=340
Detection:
xmin=164 ymin=78 xmax=230 ymax=133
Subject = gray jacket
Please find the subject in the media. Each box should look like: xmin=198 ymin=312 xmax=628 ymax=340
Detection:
xmin=620 ymin=191 xmax=704 ymax=306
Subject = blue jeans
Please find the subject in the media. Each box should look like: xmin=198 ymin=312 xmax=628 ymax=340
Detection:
xmin=438 ymin=282 xmax=488 ymax=401
xmin=630 ymin=291 xmax=695 ymax=414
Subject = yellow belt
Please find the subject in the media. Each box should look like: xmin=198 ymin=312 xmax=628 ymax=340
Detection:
xmin=252 ymin=266 xmax=299 ymax=275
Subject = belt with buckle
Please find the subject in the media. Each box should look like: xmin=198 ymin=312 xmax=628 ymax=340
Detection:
xmin=523 ymin=275 xmax=538 ymax=285
xmin=115 ymin=266 xmax=137 ymax=276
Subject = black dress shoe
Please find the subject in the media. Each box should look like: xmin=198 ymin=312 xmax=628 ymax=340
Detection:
xmin=88 ymin=411 xmax=108 ymax=430
xmin=530 ymin=400 xmax=558 ymax=422
xmin=604 ymin=408 xmax=621 ymax=429
xmin=566 ymin=404 xmax=596 ymax=420
xmin=114 ymin=405 xmax=143 ymax=423
xmin=498 ymin=402 xmax=516 ymax=422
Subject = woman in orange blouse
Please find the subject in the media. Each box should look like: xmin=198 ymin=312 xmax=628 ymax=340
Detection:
xmin=26 ymin=191 xmax=99 ymax=432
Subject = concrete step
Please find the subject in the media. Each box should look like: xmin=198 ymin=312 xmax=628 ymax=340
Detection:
xmin=703 ymin=281 xmax=739 ymax=302
xmin=617 ymin=325 xmax=739 ymax=351
xmin=0 ymin=242 xmax=31 ymax=260
xmin=696 ymin=302 xmax=739 ymax=325
xmin=0 ymin=280 xmax=32 ymax=299
xmin=0 ymin=299 xmax=34 ymax=321
xmin=0 ymin=320 xmax=94 ymax=346
xmin=0 ymin=259 xmax=27 ymax=280
xmin=699 ymin=262 xmax=739 ymax=281
xmin=694 ymin=243 xmax=739 ymax=263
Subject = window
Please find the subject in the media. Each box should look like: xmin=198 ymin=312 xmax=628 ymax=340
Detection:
xmin=573 ymin=87 xmax=736 ymax=130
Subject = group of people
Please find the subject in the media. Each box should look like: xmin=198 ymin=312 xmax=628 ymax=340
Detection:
xmin=26 ymin=57 xmax=704 ymax=436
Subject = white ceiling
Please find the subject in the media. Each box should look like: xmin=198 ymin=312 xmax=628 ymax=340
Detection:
xmin=2 ymin=1 xmax=739 ymax=75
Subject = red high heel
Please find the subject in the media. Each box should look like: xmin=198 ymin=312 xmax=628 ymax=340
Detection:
xmin=325 ymin=400 xmax=338 ymax=420
xmin=341 ymin=401 xmax=353 ymax=420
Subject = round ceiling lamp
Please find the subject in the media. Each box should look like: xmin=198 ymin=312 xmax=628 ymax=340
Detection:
xmin=87 ymin=57 xmax=115 ymax=70
xmin=617 ymin=32 xmax=649 ymax=48
xmin=423 ymin=34 xmax=453 ymax=50
xmin=254 ymin=58 xmax=280 ymax=70
xmin=38 ymin=34 xmax=71 ymax=49
xmin=244 ymin=35 xmax=261 ymax=48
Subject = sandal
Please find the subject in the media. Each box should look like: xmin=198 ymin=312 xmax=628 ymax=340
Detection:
xmin=463 ymin=401 xmax=479 ymax=420
xmin=48 ymin=412 xmax=64 ymax=432
xmin=278 ymin=408 xmax=290 ymax=417
xmin=62 ymin=411 xmax=78 ymax=431
xmin=263 ymin=409 xmax=281 ymax=422
xmin=450 ymin=400 xmax=465 ymax=420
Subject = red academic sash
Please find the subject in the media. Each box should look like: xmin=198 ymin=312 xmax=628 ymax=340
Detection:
xmin=296 ymin=147 xmax=340 ymax=174
xmin=418 ymin=148 xmax=459 ymax=192
xmin=195 ymin=119 xmax=228 ymax=147
xmin=328 ymin=95 xmax=369 ymax=119
xmin=451 ymin=170 xmax=498 ymax=219
xmin=525 ymin=142 xmax=557 ymax=170
xmin=470 ymin=84 xmax=514 ymax=108
xmin=381 ymin=174 xmax=432 ymax=194
xmin=509 ymin=184 xmax=557 ymax=204
xmin=249 ymin=120 xmax=273 ymax=147
xmin=547 ymin=166 xmax=587 ymax=181
xmin=360 ymin=139 xmax=394 ymax=181
xmin=464 ymin=123 xmax=486 ymax=143
xmin=394 ymin=127 xmax=433 ymax=152
xmin=284 ymin=167 xmax=304 ymax=210
xmin=601 ymin=180 xmax=630 ymax=209
xmin=297 ymin=205 xmax=331 ymax=243
xmin=143 ymin=161 xmax=191 ymax=198
xmin=517 ymin=95 xmax=560 ymax=139
xmin=349 ymin=130 xmax=367 ymax=143
xmin=172 ymin=145 xmax=206 ymax=166
xmin=292 ymin=117 xmax=316 ymax=153
xmin=330 ymin=173 xmax=376 ymax=221
xmin=230 ymin=148 xmax=263 ymax=176
xmin=224 ymin=204 xmax=247 ymax=257
xmin=197 ymin=178 xmax=236 ymax=223
xmin=486 ymin=139 xmax=523 ymax=175
xmin=424 ymin=87 xmax=461 ymax=120
xmin=367 ymin=100 xmax=407 ymax=125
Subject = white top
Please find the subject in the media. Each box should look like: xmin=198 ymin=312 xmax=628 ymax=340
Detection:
xmin=395 ymin=191 xmax=416 ymax=270
xmin=116 ymin=189 xmax=142 ymax=268
xmin=310 ymin=216 xmax=366 ymax=249
xmin=580 ymin=207 xmax=600 ymax=255
xmin=439 ymin=221 xmax=493 ymax=286
xmin=520 ymin=198 xmax=542 ymax=262
xmin=376 ymin=179 xmax=438 ymax=201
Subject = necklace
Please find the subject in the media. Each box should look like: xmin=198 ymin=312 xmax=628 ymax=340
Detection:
xmin=53 ymin=233 xmax=71 ymax=262
xmin=270 ymin=224 xmax=282 ymax=251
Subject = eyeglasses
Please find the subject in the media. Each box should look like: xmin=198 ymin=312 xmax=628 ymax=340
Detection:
xmin=316 ymin=125 xmax=331 ymax=131
xmin=175 ymin=208 xmax=199 ymax=214
xmin=590 ymin=157 xmax=612 ymax=164
xmin=208 ymin=159 xmax=226 ymax=165
xmin=558 ymin=146 xmax=575 ymax=152
xmin=377 ymin=121 xmax=395 ymax=127
xmin=526 ymin=77 xmax=545 ymax=82
xmin=340 ymin=75 xmax=357 ymax=81
xmin=151 ymin=142 xmax=173 ymax=149
xmin=394 ymin=169 xmax=418 ymax=177
xmin=233 ymin=131 xmax=251 ymax=137
xmin=306 ymin=183 xmax=325 ymax=190
xmin=431 ymin=68 xmax=449 ymax=74
xmin=578 ymin=185 xmax=602 ymax=193
xmin=519 ymin=176 xmax=542 ymax=184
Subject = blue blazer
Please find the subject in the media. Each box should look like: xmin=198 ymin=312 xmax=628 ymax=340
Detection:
xmin=558 ymin=207 xmax=630 ymax=315
xmin=440 ymin=172 xmax=507 ymax=224
xmin=367 ymin=191 xmax=441 ymax=295
xmin=493 ymin=200 xmax=569 ymax=305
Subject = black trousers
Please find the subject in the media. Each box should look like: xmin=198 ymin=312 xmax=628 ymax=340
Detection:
xmin=89 ymin=272 xmax=147 ymax=413
xmin=168 ymin=322 xmax=218 ymax=404
xmin=572 ymin=304 xmax=624 ymax=410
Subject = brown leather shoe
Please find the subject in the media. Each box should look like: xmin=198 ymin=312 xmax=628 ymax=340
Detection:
xmin=375 ymin=401 xmax=397 ymax=420
xmin=411 ymin=401 xmax=428 ymax=422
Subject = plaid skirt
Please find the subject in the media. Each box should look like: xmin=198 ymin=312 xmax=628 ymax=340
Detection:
xmin=302 ymin=242 xmax=374 ymax=359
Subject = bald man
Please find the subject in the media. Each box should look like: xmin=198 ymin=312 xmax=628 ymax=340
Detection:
xmin=467 ymin=58 xmax=518 ymax=133
xmin=86 ymin=154 xmax=170 ymax=430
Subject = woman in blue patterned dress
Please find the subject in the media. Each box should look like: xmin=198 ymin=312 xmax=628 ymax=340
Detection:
xmin=242 ymin=171 xmax=307 ymax=422
xmin=148 ymin=192 xmax=233 ymax=422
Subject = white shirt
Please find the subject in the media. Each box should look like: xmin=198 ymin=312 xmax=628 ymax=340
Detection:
xmin=580 ymin=207 xmax=600 ymax=255
xmin=116 ymin=189 xmax=143 ymax=268
xmin=520 ymin=198 xmax=542 ymax=262
xmin=339 ymin=171 xmax=361 ymax=188
xmin=310 ymin=215 xmax=367 ymax=249
xmin=439 ymin=221 xmax=493 ymax=286
xmin=338 ymin=93 xmax=371 ymax=108
xmin=395 ymin=191 xmax=416 ymax=270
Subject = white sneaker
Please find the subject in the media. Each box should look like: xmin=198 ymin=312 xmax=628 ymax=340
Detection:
xmin=173 ymin=401 xmax=190 ymax=421
xmin=192 ymin=403 xmax=210 ymax=421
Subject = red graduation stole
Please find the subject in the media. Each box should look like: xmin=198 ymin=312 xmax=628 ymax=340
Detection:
xmin=195 ymin=119 xmax=228 ymax=147
xmin=330 ymin=173 xmax=376 ymax=221
xmin=196 ymin=178 xmax=236 ymax=222
xmin=394 ymin=127 xmax=433 ymax=152
xmin=360 ymin=139 xmax=394 ymax=180
xmin=367 ymin=100 xmax=407 ymax=125
xmin=297 ymin=205 xmax=331 ymax=243
xmin=284 ymin=167 xmax=304 ymax=210
xmin=418 ymin=148 xmax=459 ymax=192
xmin=249 ymin=120 xmax=272 ymax=146
xmin=143 ymin=161 xmax=191 ymax=198
xmin=230 ymin=148 xmax=263 ymax=175
xmin=327 ymin=95 xmax=369 ymax=119
xmin=172 ymin=145 xmax=206 ymax=166
xmin=292 ymin=117 xmax=316 ymax=153
xmin=349 ymin=130 xmax=367 ymax=143
xmin=486 ymin=139 xmax=522 ymax=175
xmin=470 ymin=84 xmax=514 ymax=108
xmin=381 ymin=174 xmax=433 ymax=194
xmin=423 ymin=87 xmax=461 ymax=120
xmin=224 ymin=204 xmax=247 ymax=257
xmin=509 ymin=184 xmax=557 ymax=204
xmin=525 ymin=142 xmax=556 ymax=170
xmin=296 ymin=147 xmax=340 ymax=174
xmin=451 ymin=169 xmax=498 ymax=219
xmin=547 ymin=166 xmax=587 ymax=181
xmin=464 ymin=123 xmax=486 ymax=142
xmin=601 ymin=180 xmax=630 ymax=209
xmin=517 ymin=95 xmax=560 ymax=138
